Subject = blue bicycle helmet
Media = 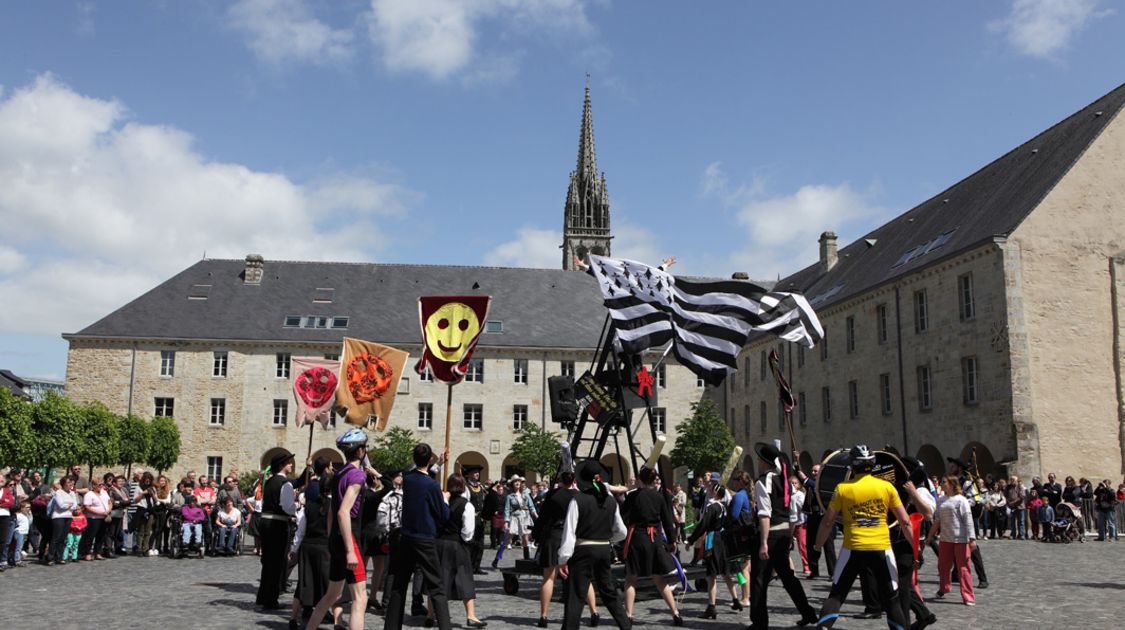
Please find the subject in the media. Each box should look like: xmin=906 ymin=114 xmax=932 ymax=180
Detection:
xmin=336 ymin=427 xmax=369 ymax=448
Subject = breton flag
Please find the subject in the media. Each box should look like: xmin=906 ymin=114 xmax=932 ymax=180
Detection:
xmin=586 ymin=255 xmax=823 ymax=386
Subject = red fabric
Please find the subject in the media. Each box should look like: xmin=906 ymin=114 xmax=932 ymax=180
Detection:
xmin=937 ymin=541 xmax=974 ymax=603
xmin=793 ymin=523 xmax=809 ymax=572
xmin=349 ymin=534 xmax=367 ymax=583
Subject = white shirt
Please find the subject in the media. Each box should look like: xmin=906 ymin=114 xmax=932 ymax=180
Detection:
xmin=16 ymin=512 xmax=31 ymax=534
xmin=936 ymin=494 xmax=975 ymax=543
xmin=51 ymin=489 xmax=78 ymax=519
xmin=789 ymin=488 xmax=806 ymax=525
xmin=83 ymin=489 xmax=111 ymax=517
xmin=461 ymin=502 xmax=477 ymax=543
xmin=558 ymin=495 xmax=627 ymax=566
xmin=290 ymin=507 xmax=306 ymax=554
xmin=280 ymin=482 xmax=298 ymax=516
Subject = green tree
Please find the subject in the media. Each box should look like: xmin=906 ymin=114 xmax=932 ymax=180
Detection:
xmin=147 ymin=416 xmax=181 ymax=474
xmin=79 ymin=402 xmax=121 ymax=482
xmin=29 ymin=391 xmax=87 ymax=475
xmin=670 ymin=399 xmax=736 ymax=477
xmin=369 ymin=426 xmax=420 ymax=472
xmin=511 ymin=423 xmax=564 ymax=482
xmin=117 ymin=414 xmax=153 ymax=475
xmin=0 ymin=388 xmax=35 ymax=468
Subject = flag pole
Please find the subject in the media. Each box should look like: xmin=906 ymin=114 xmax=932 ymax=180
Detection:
xmin=305 ymin=421 xmax=315 ymax=484
xmin=443 ymin=383 xmax=453 ymax=491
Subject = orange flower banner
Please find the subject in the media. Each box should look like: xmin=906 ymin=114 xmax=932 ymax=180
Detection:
xmin=335 ymin=337 xmax=409 ymax=430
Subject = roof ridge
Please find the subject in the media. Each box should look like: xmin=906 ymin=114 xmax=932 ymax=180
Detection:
xmin=202 ymin=258 xmax=581 ymax=273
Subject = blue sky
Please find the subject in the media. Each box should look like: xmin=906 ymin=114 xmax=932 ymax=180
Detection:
xmin=1 ymin=0 xmax=1122 ymax=380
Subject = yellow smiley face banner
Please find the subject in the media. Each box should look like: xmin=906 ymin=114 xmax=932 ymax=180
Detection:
xmin=415 ymin=295 xmax=492 ymax=384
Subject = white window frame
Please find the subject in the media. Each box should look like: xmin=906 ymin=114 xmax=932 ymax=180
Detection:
xmin=206 ymin=456 xmax=223 ymax=481
xmin=876 ymin=303 xmax=888 ymax=344
xmin=213 ymin=351 xmax=228 ymax=378
xmin=822 ymin=387 xmax=832 ymax=423
xmin=418 ymin=403 xmax=433 ymax=430
xmin=848 ymin=380 xmax=859 ymax=419
xmin=880 ymin=373 xmax=893 ymax=416
xmin=759 ymin=401 xmax=767 ymax=433
xmin=914 ymin=290 xmax=929 ymax=333
xmin=210 ymin=398 xmax=226 ymax=426
xmin=959 ymin=273 xmax=975 ymax=321
xmin=276 ymin=353 xmax=291 ymax=379
xmin=917 ymin=365 xmax=933 ymax=411
xmin=154 ymin=397 xmax=174 ymax=418
xmin=513 ymin=404 xmax=528 ymax=430
xmin=798 ymin=392 xmax=807 ymax=426
xmin=962 ymin=356 xmax=979 ymax=405
xmin=655 ymin=364 xmax=666 ymax=389
xmin=463 ymin=404 xmax=483 ymax=430
xmin=846 ymin=316 xmax=855 ymax=353
xmin=652 ymin=407 xmax=667 ymax=434
xmin=160 ymin=351 xmax=175 ymax=377
xmin=465 ymin=359 xmax=484 ymax=383
xmin=272 ymin=399 xmax=288 ymax=427
xmin=560 ymin=361 xmax=575 ymax=378
xmin=513 ymin=359 xmax=528 ymax=385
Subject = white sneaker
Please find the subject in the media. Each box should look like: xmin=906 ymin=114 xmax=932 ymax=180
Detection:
xmin=148 ymin=549 xmax=158 ymax=556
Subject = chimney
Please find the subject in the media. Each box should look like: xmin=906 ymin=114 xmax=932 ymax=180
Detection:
xmin=819 ymin=231 xmax=838 ymax=273
xmin=244 ymin=254 xmax=264 ymax=284
xmin=731 ymin=272 xmax=750 ymax=280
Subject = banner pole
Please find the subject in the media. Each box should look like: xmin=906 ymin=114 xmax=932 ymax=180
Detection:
xmin=443 ymin=383 xmax=453 ymax=491
xmin=305 ymin=421 xmax=315 ymax=484
xmin=785 ymin=410 xmax=799 ymax=458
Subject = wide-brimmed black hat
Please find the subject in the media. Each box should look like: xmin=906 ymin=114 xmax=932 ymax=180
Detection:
xmin=901 ymin=455 xmax=929 ymax=486
xmin=754 ymin=442 xmax=790 ymax=471
xmin=946 ymin=456 xmax=969 ymax=471
xmin=461 ymin=464 xmax=484 ymax=475
xmin=577 ymin=459 xmax=610 ymax=492
xmin=269 ymin=450 xmax=295 ymax=473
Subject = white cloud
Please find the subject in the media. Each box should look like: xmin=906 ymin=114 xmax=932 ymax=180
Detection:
xmin=229 ymin=0 xmax=354 ymax=66
xmin=367 ymin=0 xmax=594 ymax=82
xmin=0 ymin=245 xmax=26 ymax=273
xmin=612 ymin=220 xmax=662 ymax=267
xmin=990 ymin=0 xmax=1112 ymax=59
xmin=482 ymin=227 xmax=561 ymax=268
xmin=0 ymin=75 xmax=415 ymax=337
xmin=702 ymin=163 xmax=888 ymax=279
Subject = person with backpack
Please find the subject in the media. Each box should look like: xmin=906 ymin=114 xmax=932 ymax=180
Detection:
xmin=727 ymin=469 xmax=754 ymax=609
xmin=1094 ymin=479 xmax=1118 ymax=541
xmin=370 ymin=468 xmax=404 ymax=613
xmin=685 ymin=481 xmax=737 ymax=620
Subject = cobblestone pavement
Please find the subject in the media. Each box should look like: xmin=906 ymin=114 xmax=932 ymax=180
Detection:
xmin=3 ymin=538 xmax=1123 ymax=629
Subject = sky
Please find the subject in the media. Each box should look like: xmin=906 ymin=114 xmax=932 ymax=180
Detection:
xmin=1 ymin=0 xmax=1122 ymax=381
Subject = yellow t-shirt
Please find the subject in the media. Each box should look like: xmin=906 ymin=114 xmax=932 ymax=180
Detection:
xmin=828 ymin=473 xmax=902 ymax=551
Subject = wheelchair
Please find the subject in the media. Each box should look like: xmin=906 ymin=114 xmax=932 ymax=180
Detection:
xmin=210 ymin=522 xmax=245 ymax=556
xmin=167 ymin=509 xmax=205 ymax=559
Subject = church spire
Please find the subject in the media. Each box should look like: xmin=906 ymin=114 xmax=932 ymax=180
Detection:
xmin=562 ymin=79 xmax=612 ymax=271
xmin=576 ymin=75 xmax=598 ymax=177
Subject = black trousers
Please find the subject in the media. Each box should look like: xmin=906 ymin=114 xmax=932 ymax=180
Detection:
xmin=891 ymin=537 xmax=932 ymax=624
xmin=256 ymin=518 xmax=289 ymax=607
xmin=104 ymin=516 xmax=122 ymax=554
xmin=749 ymin=530 xmax=816 ymax=629
xmin=79 ymin=518 xmax=105 ymax=557
xmin=815 ymin=549 xmax=907 ymax=630
xmin=34 ymin=516 xmax=51 ymax=560
xmin=804 ymin=513 xmax=836 ymax=576
xmin=49 ymin=517 xmax=71 ymax=563
xmin=385 ymin=536 xmax=452 ymax=630
xmin=563 ymin=545 xmax=631 ymax=630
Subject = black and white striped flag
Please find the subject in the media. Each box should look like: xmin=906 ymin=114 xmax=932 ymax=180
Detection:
xmin=587 ymin=255 xmax=823 ymax=386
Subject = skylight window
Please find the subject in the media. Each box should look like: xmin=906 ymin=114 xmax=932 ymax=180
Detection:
xmin=485 ymin=321 xmax=503 ymax=333
xmin=313 ymin=288 xmax=334 ymax=303
xmin=809 ymin=283 xmax=845 ymax=306
xmin=892 ymin=228 xmax=957 ymax=269
xmin=188 ymin=284 xmax=212 ymax=300
xmin=331 ymin=317 xmax=349 ymax=329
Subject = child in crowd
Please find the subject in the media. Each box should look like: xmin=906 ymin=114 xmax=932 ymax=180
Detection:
xmin=65 ymin=510 xmax=88 ymax=562
xmin=1027 ymin=490 xmax=1043 ymax=540
xmin=12 ymin=502 xmax=32 ymax=566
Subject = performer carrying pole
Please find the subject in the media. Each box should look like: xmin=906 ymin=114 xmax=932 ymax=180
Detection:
xmin=256 ymin=450 xmax=298 ymax=611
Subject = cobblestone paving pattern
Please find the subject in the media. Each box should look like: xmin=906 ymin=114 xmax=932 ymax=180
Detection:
xmin=3 ymin=539 xmax=1123 ymax=629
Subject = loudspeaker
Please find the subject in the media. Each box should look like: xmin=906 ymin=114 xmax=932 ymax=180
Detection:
xmin=548 ymin=375 xmax=578 ymax=424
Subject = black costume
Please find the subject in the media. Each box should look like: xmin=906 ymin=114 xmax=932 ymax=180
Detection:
xmin=256 ymin=471 xmax=294 ymax=608
xmin=803 ymin=476 xmax=836 ymax=577
xmin=622 ymin=487 xmax=677 ymax=577
xmin=561 ymin=465 xmax=631 ymax=630
xmin=295 ymin=476 xmax=331 ymax=608
xmin=466 ymin=478 xmax=487 ymax=571
xmin=749 ymin=465 xmax=817 ymax=629
xmin=532 ymin=485 xmax=577 ymax=568
xmin=686 ymin=501 xmax=728 ymax=576
xmin=436 ymin=493 xmax=476 ymax=601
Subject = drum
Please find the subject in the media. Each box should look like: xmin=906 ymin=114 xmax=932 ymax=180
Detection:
xmin=815 ymin=449 xmax=909 ymax=515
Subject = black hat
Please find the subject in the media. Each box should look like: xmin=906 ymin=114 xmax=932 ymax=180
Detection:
xmin=754 ymin=442 xmax=789 ymax=471
xmin=382 ymin=468 xmax=402 ymax=480
xmin=901 ymin=455 xmax=929 ymax=487
xmin=461 ymin=464 xmax=484 ymax=475
xmin=577 ymin=460 xmax=610 ymax=492
xmin=269 ymin=450 xmax=295 ymax=473
xmin=946 ymin=457 xmax=969 ymax=471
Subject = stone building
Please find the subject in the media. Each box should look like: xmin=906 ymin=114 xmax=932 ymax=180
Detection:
xmin=62 ymin=87 xmax=703 ymax=483
xmin=718 ymin=82 xmax=1125 ymax=481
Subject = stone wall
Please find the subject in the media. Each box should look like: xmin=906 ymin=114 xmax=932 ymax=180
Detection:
xmin=728 ymin=243 xmax=1016 ymax=478
xmin=65 ymin=340 xmax=705 ymax=482
xmin=1007 ymin=107 xmax=1125 ymax=478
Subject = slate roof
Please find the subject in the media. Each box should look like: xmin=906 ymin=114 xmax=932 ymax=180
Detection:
xmin=775 ymin=81 xmax=1125 ymax=309
xmin=1 ymin=369 xmax=31 ymax=398
xmin=68 ymin=261 xmax=615 ymax=350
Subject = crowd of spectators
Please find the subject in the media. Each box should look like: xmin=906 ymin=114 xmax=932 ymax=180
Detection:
xmin=966 ymin=472 xmax=1123 ymax=542
xmin=0 ymin=465 xmax=253 ymax=570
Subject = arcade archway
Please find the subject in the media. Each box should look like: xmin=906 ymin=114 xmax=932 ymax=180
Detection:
xmin=600 ymin=453 xmax=631 ymax=485
xmin=915 ymin=444 xmax=944 ymax=480
xmin=959 ymin=442 xmax=998 ymax=480
xmin=311 ymin=448 xmax=344 ymax=466
xmin=455 ymin=451 xmax=489 ymax=482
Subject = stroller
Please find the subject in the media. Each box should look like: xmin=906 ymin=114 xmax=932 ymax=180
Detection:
xmin=1050 ymin=502 xmax=1084 ymax=543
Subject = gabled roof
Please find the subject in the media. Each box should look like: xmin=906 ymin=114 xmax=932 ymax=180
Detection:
xmin=68 ymin=261 xmax=613 ymax=350
xmin=776 ymin=81 xmax=1125 ymax=308
xmin=1 ymin=369 xmax=31 ymax=398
